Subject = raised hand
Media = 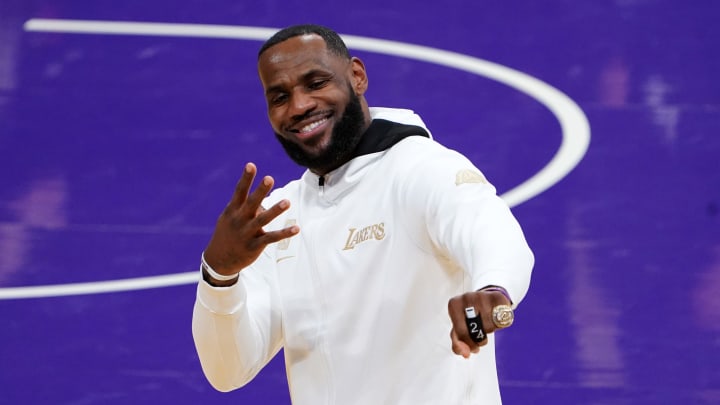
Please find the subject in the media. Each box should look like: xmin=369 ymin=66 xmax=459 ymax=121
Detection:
xmin=203 ymin=162 xmax=299 ymax=277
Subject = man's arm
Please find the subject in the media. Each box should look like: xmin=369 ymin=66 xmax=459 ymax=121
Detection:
xmin=399 ymin=143 xmax=534 ymax=357
xmin=192 ymin=162 xmax=298 ymax=390
xmin=192 ymin=251 xmax=284 ymax=391
xmin=442 ymin=184 xmax=533 ymax=356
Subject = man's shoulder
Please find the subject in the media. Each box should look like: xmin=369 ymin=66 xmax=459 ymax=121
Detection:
xmin=386 ymin=136 xmax=481 ymax=181
xmin=369 ymin=107 xmax=433 ymax=138
xmin=388 ymin=135 xmax=447 ymax=158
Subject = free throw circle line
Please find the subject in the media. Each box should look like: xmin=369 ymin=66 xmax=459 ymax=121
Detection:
xmin=5 ymin=19 xmax=590 ymax=300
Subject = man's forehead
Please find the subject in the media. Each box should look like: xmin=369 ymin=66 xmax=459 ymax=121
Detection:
xmin=262 ymin=34 xmax=328 ymax=63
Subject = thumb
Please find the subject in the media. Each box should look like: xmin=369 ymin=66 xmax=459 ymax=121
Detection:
xmin=451 ymin=329 xmax=471 ymax=358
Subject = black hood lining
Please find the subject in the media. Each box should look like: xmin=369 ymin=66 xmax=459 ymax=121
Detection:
xmin=353 ymin=119 xmax=430 ymax=158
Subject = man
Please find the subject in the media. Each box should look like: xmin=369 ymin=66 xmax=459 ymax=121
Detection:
xmin=192 ymin=24 xmax=533 ymax=404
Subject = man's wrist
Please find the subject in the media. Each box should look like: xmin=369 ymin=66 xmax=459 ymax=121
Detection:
xmin=201 ymin=253 xmax=240 ymax=287
xmin=478 ymin=285 xmax=512 ymax=305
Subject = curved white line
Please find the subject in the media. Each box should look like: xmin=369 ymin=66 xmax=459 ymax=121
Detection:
xmin=338 ymin=35 xmax=591 ymax=207
xmin=3 ymin=19 xmax=590 ymax=300
xmin=0 ymin=272 xmax=198 ymax=299
xmin=22 ymin=19 xmax=591 ymax=206
xmin=24 ymin=19 xmax=279 ymax=40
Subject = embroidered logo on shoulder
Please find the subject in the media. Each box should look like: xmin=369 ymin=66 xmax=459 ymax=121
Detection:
xmin=343 ymin=222 xmax=385 ymax=250
xmin=455 ymin=169 xmax=487 ymax=186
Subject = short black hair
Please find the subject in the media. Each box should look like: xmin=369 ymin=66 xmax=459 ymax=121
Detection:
xmin=258 ymin=24 xmax=350 ymax=60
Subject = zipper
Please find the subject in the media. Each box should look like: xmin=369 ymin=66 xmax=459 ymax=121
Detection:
xmin=318 ymin=175 xmax=325 ymax=197
xmin=306 ymin=215 xmax=335 ymax=404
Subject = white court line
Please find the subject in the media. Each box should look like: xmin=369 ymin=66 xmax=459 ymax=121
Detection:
xmin=1 ymin=19 xmax=591 ymax=300
xmin=339 ymin=35 xmax=591 ymax=207
xmin=0 ymin=272 xmax=198 ymax=299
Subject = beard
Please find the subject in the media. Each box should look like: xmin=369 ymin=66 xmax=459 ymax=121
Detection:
xmin=274 ymin=88 xmax=366 ymax=173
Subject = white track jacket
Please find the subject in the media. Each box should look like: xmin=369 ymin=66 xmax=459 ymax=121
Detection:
xmin=192 ymin=108 xmax=534 ymax=405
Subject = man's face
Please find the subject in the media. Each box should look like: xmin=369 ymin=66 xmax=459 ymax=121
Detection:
xmin=258 ymin=34 xmax=369 ymax=173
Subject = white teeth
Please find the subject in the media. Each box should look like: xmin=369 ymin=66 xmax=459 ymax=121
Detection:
xmin=300 ymin=118 xmax=327 ymax=133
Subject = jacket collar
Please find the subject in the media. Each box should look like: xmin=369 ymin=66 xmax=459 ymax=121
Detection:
xmin=301 ymin=107 xmax=431 ymax=200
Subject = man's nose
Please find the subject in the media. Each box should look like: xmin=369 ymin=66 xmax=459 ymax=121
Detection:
xmin=288 ymin=90 xmax=317 ymax=118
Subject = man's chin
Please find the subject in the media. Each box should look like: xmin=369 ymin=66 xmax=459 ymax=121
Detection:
xmin=275 ymin=133 xmax=326 ymax=168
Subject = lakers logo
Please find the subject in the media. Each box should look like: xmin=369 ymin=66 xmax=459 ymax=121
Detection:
xmin=343 ymin=222 xmax=385 ymax=250
xmin=455 ymin=169 xmax=487 ymax=186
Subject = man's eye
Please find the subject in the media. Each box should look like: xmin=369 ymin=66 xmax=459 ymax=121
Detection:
xmin=308 ymin=80 xmax=328 ymax=90
xmin=271 ymin=94 xmax=288 ymax=104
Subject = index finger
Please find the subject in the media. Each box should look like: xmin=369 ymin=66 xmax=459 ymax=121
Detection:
xmin=447 ymin=296 xmax=477 ymax=349
xmin=229 ymin=163 xmax=257 ymax=207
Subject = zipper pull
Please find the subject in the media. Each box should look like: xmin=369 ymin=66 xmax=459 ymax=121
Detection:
xmin=318 ymin=175 xmax=325 ymax=197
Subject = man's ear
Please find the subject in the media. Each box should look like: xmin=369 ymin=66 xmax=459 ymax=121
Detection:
xmin=349 ymin=56 xmax=369 ymax=95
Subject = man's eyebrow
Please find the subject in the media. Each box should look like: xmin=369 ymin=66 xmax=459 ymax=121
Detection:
xmin=265 ymin=85 xmax=285 ymax=97
xmin=300 ymin=69 xmax=333 ymax=81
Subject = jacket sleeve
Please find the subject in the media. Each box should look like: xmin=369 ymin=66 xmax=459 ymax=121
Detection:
xmin=398 ymin=139 xmax=534 ymax=307
xmin=191 ymin=250 xmax=283 ymax=391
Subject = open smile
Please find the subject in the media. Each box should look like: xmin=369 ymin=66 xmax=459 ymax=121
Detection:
xmin=288 ymin=113 xmax=333 ymax=141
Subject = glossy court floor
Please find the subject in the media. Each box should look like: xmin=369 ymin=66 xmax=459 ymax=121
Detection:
xmin=1 ymin=1 xmax=718 ymax=404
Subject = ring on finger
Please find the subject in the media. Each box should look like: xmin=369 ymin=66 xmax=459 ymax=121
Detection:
xmin=492 ymin=304 xmax=514 ymax=329
xmin=464 ymin=306 xmax=486 ymax=343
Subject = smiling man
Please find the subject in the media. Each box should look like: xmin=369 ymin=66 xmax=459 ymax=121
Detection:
xmin=192 ymin=24 xmax=534 ymax=404
xmin=260 ymin=31 xmax=370 ymax=173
